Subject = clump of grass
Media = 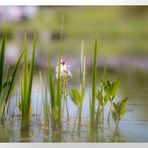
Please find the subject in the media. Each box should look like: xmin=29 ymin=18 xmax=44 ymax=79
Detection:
xmin=18 ymin=34 xmax=36 ymax=130
xmin=70 ymin=40 xmax=85 ymax=133
xmin=0 ymin=32 xmax=24 ymax=119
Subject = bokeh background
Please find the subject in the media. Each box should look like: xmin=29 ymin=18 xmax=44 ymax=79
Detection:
xmin=0 ymin=6 xmax=148 ymax=72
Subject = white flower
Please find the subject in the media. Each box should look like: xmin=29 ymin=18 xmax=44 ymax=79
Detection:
xmin=55 ymin=59 xmax=72 ymax=79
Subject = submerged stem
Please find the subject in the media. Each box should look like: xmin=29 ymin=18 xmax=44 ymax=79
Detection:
xmin=78 ymin=105 xmax=82 ymax=133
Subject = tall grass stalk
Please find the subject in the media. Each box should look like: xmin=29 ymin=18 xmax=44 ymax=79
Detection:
xmin=18 ymin=34 xmax=36 ymax=130
xmin=0 ymin=32 xmax=24 ymax=118
xmin=78 ymin=40 xmax=85 ymax=132
xmin=91 ymin=38 xmax=98 ymax=131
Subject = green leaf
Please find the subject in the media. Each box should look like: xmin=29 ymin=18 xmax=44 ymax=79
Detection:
xmin=23 ymin=34 xmax=28 ymax=101
xmin=27 ymin=33 xmax=36 ymax=103
xmin=70 ymin=88 xmax=80 ymax=107
xmin=96 ymin=90 xmax=103 ymax=105
xmin=119 ymin=97 xmax=128 ymax=120
xmin=91 ymin=38 xmax=98 ymax=129
xmin=48 ymin=55 xmax=55 ymax=109
xmin=120 ymin=109 xmax=127 ymax=120
xmin=56 ymin=56 xmax=61 ymax=120
xmin=112 ymin=79 xmax=120 ymax=97
xmin=104 ymin=83 xmax=113 ymax=103
xmin=0 ymin=49 xmax=24 ymax=118
xmin=0 ymin=32 xmax=6 ymax=93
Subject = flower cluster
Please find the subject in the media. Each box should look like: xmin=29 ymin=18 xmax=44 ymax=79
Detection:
xmin=55 ymin=59 xmax=72 ymax=97
xmin=55 ymin=59 xmax=72 ymax=80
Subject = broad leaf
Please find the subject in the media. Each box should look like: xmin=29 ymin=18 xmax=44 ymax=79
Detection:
xmin=70 ymin=88 xmax=80 ymax=107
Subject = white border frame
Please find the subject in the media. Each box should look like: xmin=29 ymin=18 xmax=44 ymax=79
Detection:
xmin=0 ymin=2 xmax=148 ymax=148
xmin=0 ymin=0 xmax=148 ymax=5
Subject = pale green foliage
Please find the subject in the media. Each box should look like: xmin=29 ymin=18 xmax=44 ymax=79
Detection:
xmin=0 ymin=32 xmax=24 ymax=118
xmin=90 ymin=38 xmax=98 ymax=131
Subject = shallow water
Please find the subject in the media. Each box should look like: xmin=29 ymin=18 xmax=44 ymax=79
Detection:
xmin=1 ymin=68 xmax=148 ymax=142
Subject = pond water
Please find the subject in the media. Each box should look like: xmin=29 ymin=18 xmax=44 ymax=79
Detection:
xmin=0 ymin=67 xmax=148 ymax=142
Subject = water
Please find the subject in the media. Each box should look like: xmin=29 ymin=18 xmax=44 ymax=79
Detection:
xmin=0 ymin=68 xmax=148 ymax=142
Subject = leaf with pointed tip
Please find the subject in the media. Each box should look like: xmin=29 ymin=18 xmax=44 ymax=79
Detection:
xmin=119 ymin=97 xmax=128 ymax=120
xmin=112 ymin=79 xmax=120 ymax=97
xmin=70 ymin=88 xmax=81 ymax=107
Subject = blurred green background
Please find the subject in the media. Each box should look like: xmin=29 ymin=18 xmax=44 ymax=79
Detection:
xmin=0 ymin=6 xmax=148 ymax=69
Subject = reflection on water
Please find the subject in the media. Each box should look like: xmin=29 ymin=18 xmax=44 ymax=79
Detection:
xmin=0 ymin=68 xmax=148 ymax=142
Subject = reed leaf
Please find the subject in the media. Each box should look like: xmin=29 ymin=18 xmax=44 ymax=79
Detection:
xmin=91 ymin=38 xmax=98 ymax=130
xmin=27 ymin=34 xmax=36 ymax=103
xmin=48 ymin=55 xmax=55 ymax=109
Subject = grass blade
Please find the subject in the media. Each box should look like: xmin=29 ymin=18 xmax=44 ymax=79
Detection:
xmin=0 ymin=32 xmax=6 ymax=93
xmin=91 ymin=38 xmax=98 ymax=130
xmin=48 ymin=55 xmax=55 ymax=109
xmin=27 ymin=33 xmax=36 ymax=103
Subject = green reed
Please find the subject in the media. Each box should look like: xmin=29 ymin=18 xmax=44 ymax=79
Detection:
xmin=18 ymin=34 xmax=36 ymax=130
xmin=0 ymin=32 xmax=24 ymax=118
xmin=90 ymin=38 xmax=98 ymax=131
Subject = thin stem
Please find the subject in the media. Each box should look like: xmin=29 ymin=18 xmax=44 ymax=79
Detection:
xmin=108 ymin=100 xmax=113 ymax=128
xmin=65 ymin=96 xmax=70 ymax=121
xmin=95 ymin=102 xmax=101 ymax=130
xmin=78 ymin=105 xmax=82 ymax=133
xmin=72 ymin=109 xmax=79 ymax=134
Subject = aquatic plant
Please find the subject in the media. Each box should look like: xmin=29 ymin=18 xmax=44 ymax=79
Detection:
xmin=0 ymin=32 xmax=24 ymax=118
xmin=104 ymin=79 xmax=120 ymax=127
xmin=111 ymin=97 xmax=128 ymax=130
xmin=56 ymin=59 xmax=72 ymax=121
xmin=95 ymin=78 xmax=121 ymax=128
xmin=18 ymin=34 xmax=36 ymax=130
